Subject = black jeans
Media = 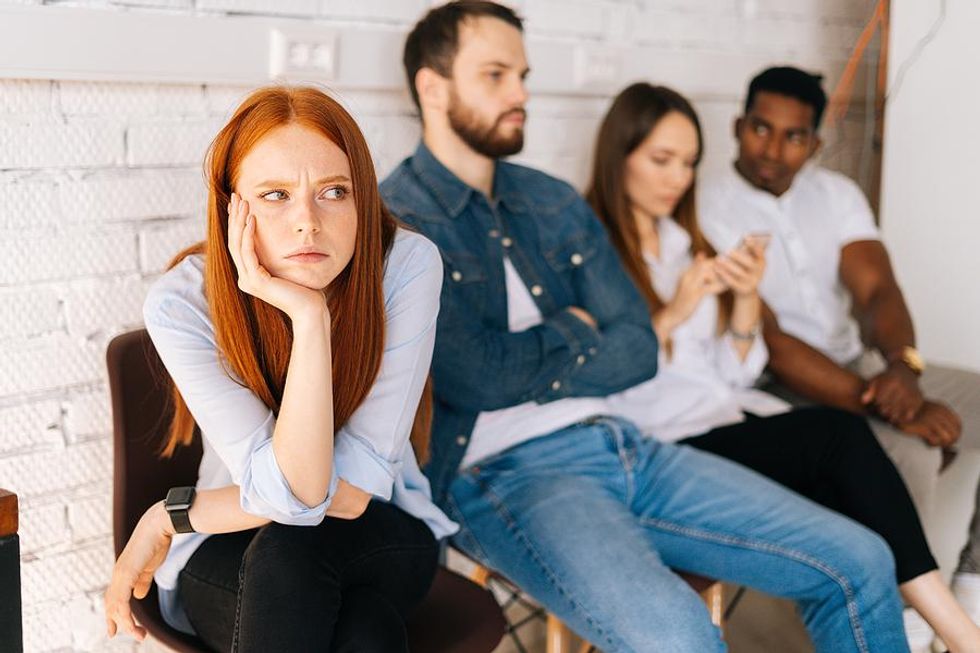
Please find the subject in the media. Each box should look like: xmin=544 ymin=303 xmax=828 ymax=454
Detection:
xmin=178 ymin=500 xmax=439 ymax=653
xmin=682 ymin=405 xmax=937 ymax=583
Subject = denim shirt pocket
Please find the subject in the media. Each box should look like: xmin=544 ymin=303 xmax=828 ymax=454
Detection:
xmin=441 ymin=251 xmax=489 ymax=315
xmin=543 ymin=231 xmax=598 ymax=273
xmin=542 ymin=231 xmax=599 ymax=304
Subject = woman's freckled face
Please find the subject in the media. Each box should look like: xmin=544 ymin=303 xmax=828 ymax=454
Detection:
xmin=234 ymin=123 xmax=358 ymax=291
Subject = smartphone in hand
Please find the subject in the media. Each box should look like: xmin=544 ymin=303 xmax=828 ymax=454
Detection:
xmin=739 ymin=232 xmax=772 ymax=253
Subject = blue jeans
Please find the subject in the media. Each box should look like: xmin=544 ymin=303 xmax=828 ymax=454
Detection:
xmin=446 ymin=417 xmax=907 ymax=653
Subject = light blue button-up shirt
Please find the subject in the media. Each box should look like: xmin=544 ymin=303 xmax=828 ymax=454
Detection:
xmin=144 ymin=228 xmax=457 ymax=633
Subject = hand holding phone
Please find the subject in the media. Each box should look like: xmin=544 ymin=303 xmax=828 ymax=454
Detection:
xmin=739 ymin=232 xmax=772 ymax=254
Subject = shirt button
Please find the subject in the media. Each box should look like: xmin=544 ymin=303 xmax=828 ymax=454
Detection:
xmin=488 ymin=229 xmax=500 ymax=238
xmin=588 ymin=347 xmax=598 ymax=355
xmin=570 ymin=253 xmax=583 ymax=266
xmin=451 ymin=271 xmax=463 ymax=282
xmin=501 ymin=237 xmax=513 ymax=248
xmin=576 ymin=354 xmax=586 ymax=365
xmin=530 ymin=285 xmax=543 ymax=296
xmin=456 ymin=435 xmax=468 ymax=446
xmin=551 ymin=380 xmax=562 ymax=391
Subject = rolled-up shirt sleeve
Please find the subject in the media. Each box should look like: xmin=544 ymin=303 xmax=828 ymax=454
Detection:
xmin=713 ymin=331 xmax=768 ymax=389
xmin=143 ymin=282 xmax=334 ymax=526
xmin=333 ymin=236 xmax=442 ymax=500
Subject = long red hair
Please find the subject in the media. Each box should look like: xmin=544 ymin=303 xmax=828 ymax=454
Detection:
xmin=161 ymin=86 xmax=431 ymax=462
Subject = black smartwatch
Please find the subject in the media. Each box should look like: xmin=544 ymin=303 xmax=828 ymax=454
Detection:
xmin=164 ymin=486 xmax=197 ymax=534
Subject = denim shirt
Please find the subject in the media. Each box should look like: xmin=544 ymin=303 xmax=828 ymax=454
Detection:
xmin=381 ymin=143 xmax=660 ymax=507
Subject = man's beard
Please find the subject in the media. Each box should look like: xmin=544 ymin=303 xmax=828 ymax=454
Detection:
xmin=448 ymin=91 xmax=525 ymax=158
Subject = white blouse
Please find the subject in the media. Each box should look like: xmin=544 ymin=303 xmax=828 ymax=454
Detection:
xmin=607 ymin=217 xmax=789 ymax=442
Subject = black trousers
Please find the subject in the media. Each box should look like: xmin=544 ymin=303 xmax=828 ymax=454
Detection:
xmin=178 ymin=500 xmax=439 ymax=653
xmin=682 ymin=406 xmax=937 ymax=583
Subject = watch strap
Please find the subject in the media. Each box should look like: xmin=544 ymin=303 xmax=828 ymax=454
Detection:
xmin=164 ymin=486 xmax=197 ymax=534
xmin=169 ymin=507 xmax=194 ymax=534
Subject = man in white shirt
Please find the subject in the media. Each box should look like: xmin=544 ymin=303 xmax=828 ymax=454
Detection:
xmin=699 ymin=65 xmax=980 ymax=640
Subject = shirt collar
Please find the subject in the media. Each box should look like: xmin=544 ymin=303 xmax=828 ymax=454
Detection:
xmin=409 ymin=142 xmax=528 ymax=218
xmin=643 ymin=216 xmax=692 ymax=268
xmin=728 ymin=160 xmax=815 ymax=207
xmin=410 ymin=142 xmax=474 ymax=219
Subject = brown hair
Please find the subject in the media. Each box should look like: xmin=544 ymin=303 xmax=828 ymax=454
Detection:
xmin=585 ymin=82 xmax=732 ymax=327
xmin=403 ymin=0 xmax=523 ymax=111
xmin=161 ymin=86 xmax=431 ymax=463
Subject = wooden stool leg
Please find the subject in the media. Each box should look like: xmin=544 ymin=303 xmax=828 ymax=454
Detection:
xmin=703 ymin=582 xmax=724 ymax=627
xmin=547 ymin=613 xmax=573 ymax=653
xmin=470 ymin=564 xmax=491 ymax=588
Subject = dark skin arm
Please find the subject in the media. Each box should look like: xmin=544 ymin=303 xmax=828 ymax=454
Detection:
xmin=761 ymin=303 xmax=868 ymax=413
xmin=763 ymin=304 xmax=960 ymax=447
xmin=765 ymin=240 xmax=959 ymax=447
xmin=839 ymin=240 xmax=922 ymax=422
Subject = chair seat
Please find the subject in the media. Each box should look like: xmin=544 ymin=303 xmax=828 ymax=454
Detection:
xmin=132 ymin=566 xmax=504 ymax=653
xmin=408 ymin=567 xmax=507 ymax=653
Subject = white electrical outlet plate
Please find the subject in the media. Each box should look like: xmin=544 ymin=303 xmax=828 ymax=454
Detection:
xmin=573 ymin=46 xmax=623 ymax=91
xmin=270 ymin=27 xmax=339 ymax=81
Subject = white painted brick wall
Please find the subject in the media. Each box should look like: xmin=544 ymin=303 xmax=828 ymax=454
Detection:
xmin=0 ymin=1 xmax=879 ymax=651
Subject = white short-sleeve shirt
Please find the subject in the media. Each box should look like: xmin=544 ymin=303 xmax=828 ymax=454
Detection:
xmin=698 ymin=163 xmax=880 ymax=365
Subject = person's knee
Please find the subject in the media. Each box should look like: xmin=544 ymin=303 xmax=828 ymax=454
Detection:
xmin=331 ymin=588 xmax=409 ymax=653
xmin=841 ymin=528 xmax=897 ymax=591
xmin=240 ymin=523 xmax=321 ymax=594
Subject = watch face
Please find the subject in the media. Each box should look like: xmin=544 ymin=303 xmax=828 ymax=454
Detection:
xmin=166 ymin=486 xmax=196 ymax=511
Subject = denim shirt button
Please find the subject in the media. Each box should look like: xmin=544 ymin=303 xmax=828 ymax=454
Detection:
xmin=488 ymin=229 xmax=500 ymax=238
xmin=570 ymin=253 xmax=583 ymax=266
xmin=551 ymin=380 xmax=562 ymax=391
xmin=451 ymin=271 xmax=463 ymax=282
xmin=576 ymin=354 xmax=586 ymax=365
xmin=501 ymin=237 xmax=513 ymax=248
xmin=531 ymin=285 xmax=543 ymax=297
xmin=588 ymin=347 xmax=598 ymax=355
xmin=456 ymin=435 xmax=468 ymax=446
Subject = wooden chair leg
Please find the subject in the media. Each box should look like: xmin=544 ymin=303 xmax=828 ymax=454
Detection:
xmin=470 ymin=564 xmax=491 ymax=588
xmin=546 ymin=613 xmax=573 ymax=653
xmin=469 ymin=559 xmax=725 ymax=649
xmin=703 ymin=582 xmax=724 ymax=628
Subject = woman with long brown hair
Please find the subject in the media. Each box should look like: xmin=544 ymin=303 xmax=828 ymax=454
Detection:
xmin=104 ymin=86 xmax=456 ymax=652
xmin=589 ymin=81 xmax=980 ymax=652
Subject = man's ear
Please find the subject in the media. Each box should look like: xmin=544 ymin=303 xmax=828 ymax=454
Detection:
xmin=416 ymin=67 xmax=449 ymax=114
xmin=734 ymin=116 xmax=743 ymax=141
xmin=809 ymin=134 xmax=823 ymax=159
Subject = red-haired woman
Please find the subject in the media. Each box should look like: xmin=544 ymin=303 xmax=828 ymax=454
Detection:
xmin=104 ymin=86 xmax=456 ymax=652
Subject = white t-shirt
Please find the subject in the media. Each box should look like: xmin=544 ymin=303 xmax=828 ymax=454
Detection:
xmin=607 ymin=217 xmax=789 ymax=442
xmin=462 ymin=257 xmax=607 ymax=468
xmin=698 ymin=164 xmax=881 ymax=365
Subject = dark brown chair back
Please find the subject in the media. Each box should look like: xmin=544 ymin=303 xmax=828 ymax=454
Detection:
xmin=107 ymin=329 xmax=505 ymax=653
xmin=108 ymin=329 xmax=208 ymax=653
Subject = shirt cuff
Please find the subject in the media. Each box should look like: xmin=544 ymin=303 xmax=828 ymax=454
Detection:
xmin=333 ymin=431 xmax=401 ymax=501
xmin=717 ymin=331 xmax=768 ymax=387
xmin=541 ymin=308 xmax=601 ymax=358
xmin=239 ymin=437 xmax=336 ymax=525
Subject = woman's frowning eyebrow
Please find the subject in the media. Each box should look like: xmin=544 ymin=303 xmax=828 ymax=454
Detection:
xmin=253 ymin=174 xmax=351 ymax=188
